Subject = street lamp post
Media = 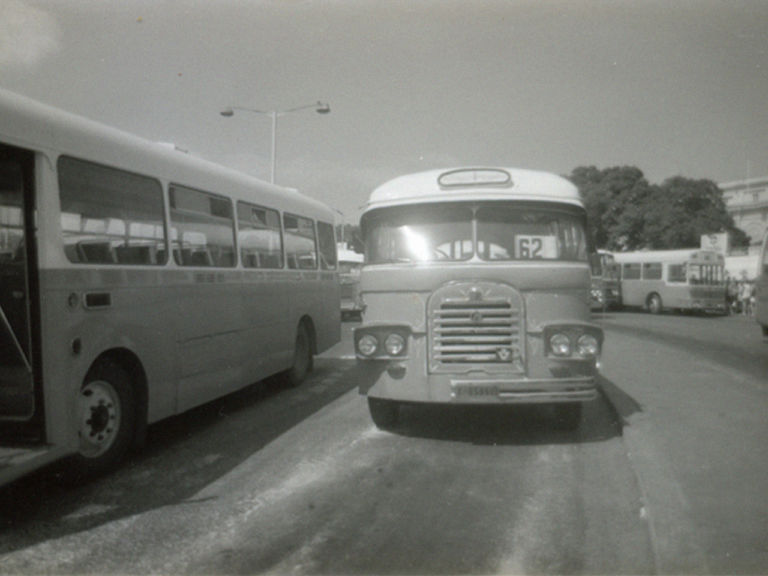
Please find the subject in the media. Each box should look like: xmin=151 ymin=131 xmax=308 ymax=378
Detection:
xmin=220 ymin=101 xmax=330 ymax=184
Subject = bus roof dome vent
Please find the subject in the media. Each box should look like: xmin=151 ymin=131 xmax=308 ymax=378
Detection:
xmin=438 ymin=168 xmax=513 ymax=189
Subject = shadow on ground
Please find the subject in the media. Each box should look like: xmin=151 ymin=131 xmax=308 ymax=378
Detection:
xmin=0 ymin=358 xmax=361 ymax=552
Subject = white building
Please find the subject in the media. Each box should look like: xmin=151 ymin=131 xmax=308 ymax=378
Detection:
xmin=720 ymin=176 xmax=768 ymax=252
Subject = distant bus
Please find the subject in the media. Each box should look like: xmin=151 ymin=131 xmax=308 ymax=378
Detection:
xmin=337 ymin=244 xmax=364 ymax=320
xmin=590 ymin=249 xmax=621 ymax=310
xmin=0 ymin=89 xmax=340 ymax=487
xmin=354 ymin=167 xmax=603 ymax=430
xmin=612 ymin=249 xmax=726 ymax=314
xmin=756 ymin=232 xmax=768 ymax=337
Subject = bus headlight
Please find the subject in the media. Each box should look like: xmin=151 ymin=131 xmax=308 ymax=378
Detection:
xmin=576 ymin=334 xmax=599 ymax=357
xmin=549 ymin=333 xmax=571 ymax=357
xmin=354 ymin=325 xmax=411 ymax=359
xmin=357 ymin=334 xmax=378 ymax=357
xmin=544 ymin=323 xmax=603 ymax=360
xmin=384 ymin=333 xmax=406 ymax=356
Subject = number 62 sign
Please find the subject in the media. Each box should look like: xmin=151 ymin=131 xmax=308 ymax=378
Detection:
xmin=515 ymin=235 xmax=557 ymax=259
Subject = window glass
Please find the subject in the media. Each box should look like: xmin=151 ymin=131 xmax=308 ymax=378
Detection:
xmin=476 ymin=206 xmax=587 ymax=261
xmin=668 ymin=264 xmax=686 ymax=283
xmin=364 ymin=204 xmax=473 ymax=263
xmin=642 ymin=262 xmax=662 ymax=280
xmin=622 ymin=263 xmax=641 ymax=280
xmin=317 ymin=221 xmax=337 ymax=270
xmin=237 ymin=201 xmax=283 ymax=268
xmin=58 ymin=157 xmax=166 ymax=265
xmin=284 ymin=214 xmax=317 ymax=269
xmin=169 ymin=185 xmax=235 ymax=267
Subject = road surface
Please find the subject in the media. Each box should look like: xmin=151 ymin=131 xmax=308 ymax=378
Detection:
xmin=0 ymin=312 xmax=765 ymax=574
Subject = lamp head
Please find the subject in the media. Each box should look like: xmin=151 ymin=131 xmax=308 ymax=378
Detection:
xmin=315 ymin=102 xmax=331 ymax=115
xmin=220 ymin=108 xmax=235 ymax=117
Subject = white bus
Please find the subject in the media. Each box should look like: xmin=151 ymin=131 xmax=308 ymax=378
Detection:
xmin=0 ymin=89 xmax=340 ymax=486
xmin=612 ymin=249 xmax=726 ymax=314
xmin=354 ymin=167 xmax=603 ymax=430
xmin=756 ymin=232 xmax=768 ymax=336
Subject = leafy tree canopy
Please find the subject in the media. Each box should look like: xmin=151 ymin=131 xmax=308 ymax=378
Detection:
xmin=567 ymin=166 xmax=749 ymax=251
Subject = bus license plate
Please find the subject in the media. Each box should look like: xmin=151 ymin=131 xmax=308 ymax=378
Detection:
xmin=454 ymin=385 xmax=499 ymax=398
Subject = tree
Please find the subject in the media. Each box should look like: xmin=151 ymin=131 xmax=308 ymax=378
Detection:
xmin=640 ymin=177 xmax=749 ymax=249
xmin=568 ymin=165 xmax=653 ymax=250
xmin=568 ymin=166 xmax=749 ymax=250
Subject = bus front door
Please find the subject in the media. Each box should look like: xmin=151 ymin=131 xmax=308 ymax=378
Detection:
xmin=0 ymin=149 xmax=36 ymax=422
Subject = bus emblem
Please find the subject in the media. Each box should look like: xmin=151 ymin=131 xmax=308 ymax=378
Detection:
xmin=471 ymin=311 xmax=484 ymax=323
xmin=496 ymin=348 xmax=512 ymax=361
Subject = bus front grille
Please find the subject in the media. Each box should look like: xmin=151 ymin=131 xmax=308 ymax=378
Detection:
xmin=428 ymin=282 xmax=524 ymax=374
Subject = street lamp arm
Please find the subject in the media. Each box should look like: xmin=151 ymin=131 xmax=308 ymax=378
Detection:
xmin=221 ymin=102 xmax=330 ymax=117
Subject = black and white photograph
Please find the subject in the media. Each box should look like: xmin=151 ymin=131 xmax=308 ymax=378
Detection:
xmin=0 ymin=1 xmax=766 ymax=574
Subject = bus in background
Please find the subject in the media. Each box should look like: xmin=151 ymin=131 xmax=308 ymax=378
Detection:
xmin=0 ymin=89 xmax=340 ymax=487
xmin=337 ymin=244 xmax=364 ymax=320
xmin=756 ymin=232 xmax=768 ymax=337
xmin=354 ymin=167 xmax=603 ymax=431
xmin=612 ymin=249 xmax=726 ymax=314
xmin=590 ymin=249 xmax=621 ymax=310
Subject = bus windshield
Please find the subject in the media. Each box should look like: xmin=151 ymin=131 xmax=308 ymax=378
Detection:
xmin=364 ymin=202 xmax=588 ymax=264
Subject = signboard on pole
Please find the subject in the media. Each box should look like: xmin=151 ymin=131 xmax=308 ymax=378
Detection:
xmin=700 ymin=233 xmax=730 ymax=254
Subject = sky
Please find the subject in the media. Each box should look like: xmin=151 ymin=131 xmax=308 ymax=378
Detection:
xmin=1 ymin=0 xmax=766 ymax=223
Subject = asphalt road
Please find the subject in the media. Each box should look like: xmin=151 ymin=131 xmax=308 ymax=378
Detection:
xmin=0 ymin=312 xmax=765 ymax=574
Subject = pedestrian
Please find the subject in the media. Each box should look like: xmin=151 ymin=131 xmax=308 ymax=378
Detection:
xmin=741 ymin=281 xmax=754 ymax=316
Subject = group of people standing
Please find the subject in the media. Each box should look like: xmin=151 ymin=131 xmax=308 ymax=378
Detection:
xmin=726 ymin=277 xmax=756 ymax=316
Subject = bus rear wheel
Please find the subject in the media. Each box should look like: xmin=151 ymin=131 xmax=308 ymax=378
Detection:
xmin=282 ymin=323 xmax=313 ymax=387
xmin=647 ymin=293 xmax=663 ymax=314
xmin=75 ymin=361 xmax=136 ymax=476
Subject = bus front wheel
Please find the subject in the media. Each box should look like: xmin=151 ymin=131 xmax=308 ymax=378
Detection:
xmin=647 ymin=293 xmax=663 ymax=314
xmin=75 ymin=361 xmax=136 ymax=476
xmin=368 ymin=397 xmax=399 ymax=429
xmin=282 ymin=323 xmax=313 ymax=387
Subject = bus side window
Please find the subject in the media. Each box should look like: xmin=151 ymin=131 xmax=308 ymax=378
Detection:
xmin=58 ymin=156 xmax=166 ymax=265
xmin=237 ymin=202 xmax=283 ymax=269
xmin=317 ymin=221 xmax=337 ymax=270
xmin=284 ymin=214 xmax=317 ymax=270
xmin=169 ymin=185 xmax=236 ymax=268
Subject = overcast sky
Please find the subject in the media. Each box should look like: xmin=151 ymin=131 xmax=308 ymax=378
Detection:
xmin=1 ymin=0 xmax=766 ymax=222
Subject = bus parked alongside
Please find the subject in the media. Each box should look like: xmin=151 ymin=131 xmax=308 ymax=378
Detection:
xmin=0 ymin=89 xmax=340 ymax=487
xmin=756 ymin=232 xmax=768 ymax=336
xmin=590 ymin=249 xmax=621 ymax=310
xmin=612 ymin=249 xmax=726 ymax=314
xmin=354 ymin=167 xmax=603 ymax=430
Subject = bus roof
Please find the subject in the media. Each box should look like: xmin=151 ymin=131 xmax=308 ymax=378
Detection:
xmin=0 ymin=88 xmax=334 ymax=222
xmin=362 ymin=167 xmax=583 ymax=214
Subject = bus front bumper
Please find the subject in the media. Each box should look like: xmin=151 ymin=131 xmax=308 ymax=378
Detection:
xmin=449 ymin=377 xmax=597 ymax=403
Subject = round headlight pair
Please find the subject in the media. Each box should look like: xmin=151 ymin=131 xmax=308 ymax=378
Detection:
xmin=357 ymin=333 xmax=406 ymax=357
xmin=549 ymin=332 xmax=599 ymax=358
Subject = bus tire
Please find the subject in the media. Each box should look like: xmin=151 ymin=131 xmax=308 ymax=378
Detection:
xmin=74 ymin=361 xmax=136 ymax=476
xmin=368 ymin=397 xmax=399 ymax=429
xmin=553 ymin=403 xmax=582 ymax=431
xmin=283 ymin=322 xmax=313 ymax=387
xmin=647 ymin=293 xmax=663 ymax=314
